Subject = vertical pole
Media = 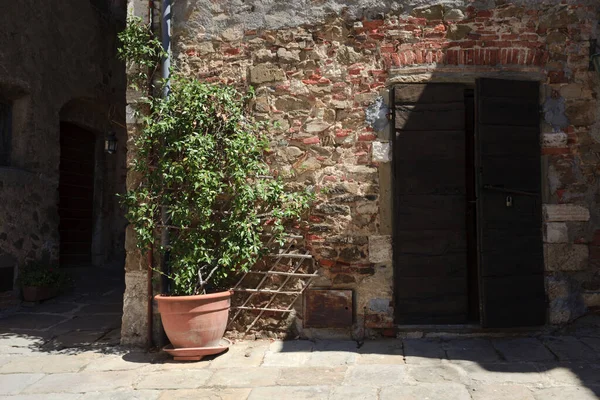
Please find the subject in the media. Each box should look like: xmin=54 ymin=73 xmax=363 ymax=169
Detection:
xmin=161 ymin=0 xmax=171 ymax=97
xmin=159 ymin=0 xmax=172 ymax=295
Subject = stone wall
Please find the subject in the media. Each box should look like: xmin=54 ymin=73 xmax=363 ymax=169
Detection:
xmin=0 ymin=0 xmax=127 ymax=306
xmin=122 ymin=0 xmax=600 ymax=343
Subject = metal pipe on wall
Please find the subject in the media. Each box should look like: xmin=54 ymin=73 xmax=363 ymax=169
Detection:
xmin=159 ymin=0 xmax=172 ymax=295
xmin=146 ymin=0 xmax=155 ymax=350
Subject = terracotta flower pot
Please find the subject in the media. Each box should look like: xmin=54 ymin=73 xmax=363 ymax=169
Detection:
xmin=22 ymin=286 xmax=59 ymax=302
xmin=155 ymin=290 xmax=232 ymax=349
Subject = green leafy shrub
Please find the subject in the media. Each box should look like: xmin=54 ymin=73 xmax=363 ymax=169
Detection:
xmin=119 ymin=18 xmax=313 ymax=296
xmin=117 ymin=16 xmax=166 ymax=90
xmin=18 ymin=261 xmax=72 ymax=289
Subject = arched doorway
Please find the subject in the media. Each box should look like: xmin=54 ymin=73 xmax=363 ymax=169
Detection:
xmin=58 ymin=122 xmax=97 ymax=267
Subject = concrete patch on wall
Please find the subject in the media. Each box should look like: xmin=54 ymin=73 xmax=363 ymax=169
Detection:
xmin=543 ymin=96 xmax=569 ymax=131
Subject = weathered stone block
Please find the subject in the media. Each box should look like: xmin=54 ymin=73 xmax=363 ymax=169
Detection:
xmin=368 ymin=235 xmax=392 ymax=264
xmin=538 ymin=6 xmax=578 ymax=31
xmin=443 ymin=9 xmax=465 ymax=21
xmin=543 ymin=222 xmax=568 ymax=243
xmin=546 ymin=275 xmax=570 ymax=300
xmin=315 ymin=203 xmax=350 ymax=216
xmin=446 ymin=25 xmax=472 ymax=40
xmin=343 ymin=165 xmax=378 ymax=181
xmin=544 ymin=244 xmax=588 ymax=271
xmin=565 ymin=99 xmax=596 ymax=126
xmin=339 ymin=246 xmax=366 ymax=262
xmin=277 ymin=47 xmax=300 ymax=62
xmin=413 ymin=5 xmax=444 ymax=20
xmin=120 ymin=271 xmax=149 ymax=347
xmin=249 ymin=64 xmax=286 ymax=84
xmin=543 ymin=204 xmax=590 ymax=222
xmin=541 ymin=132 xmax=567 ymax=148
xmin=582 ymin=291 xmax=600 ymax=309
xmin=275 ymin=96 xmax=309 ymax=111
xmin=559 ymin=83 xmax=593 ymax=99
xmin=372 ymin=142 xmax=390 ymax=163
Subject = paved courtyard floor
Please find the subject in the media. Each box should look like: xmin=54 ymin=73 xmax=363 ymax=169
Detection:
xmin=0 ymin=325 xmax=599 ymax=399
xmin=0 ymin=271 xmax=599 ymax=399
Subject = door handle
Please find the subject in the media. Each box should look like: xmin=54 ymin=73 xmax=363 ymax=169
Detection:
xmin=482 ymin=185 xmax=538 ymax=197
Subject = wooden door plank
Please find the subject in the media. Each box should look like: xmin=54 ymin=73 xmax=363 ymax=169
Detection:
xmin=395 ymin=230 xmax=467 ymax=256
xmin=394 ymin=83 xmax=469 ymax=325
xmin=396 ymin=195 xmax=466 ymax=230
xmin=480 ymin=275 xmax=546 ymax=327
xmin=396 ymin=254 xmax=468 ymax=277
xmin=395 ymin=130 xmax=466 ymax=160
xmin=395 ymin=160 xmax=465 ymax=195
xmin=476 ymin=78 xmax=545 ymax=328
xmin=396 ymin=105 xmax=465 ymax=131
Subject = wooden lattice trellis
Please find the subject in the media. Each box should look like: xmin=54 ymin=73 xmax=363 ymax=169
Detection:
xmin=228 ymin=233 xmax=317 ymax=334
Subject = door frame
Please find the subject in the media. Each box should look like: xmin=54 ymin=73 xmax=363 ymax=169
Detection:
xmin=389 ymin=74 xmax=546 ymax=327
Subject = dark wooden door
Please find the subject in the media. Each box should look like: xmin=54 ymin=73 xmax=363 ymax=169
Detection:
xmin=393 ymin=84 xmax=469 ymax=324
xmin=58 ymin=122 xmax=96 ymax=267
xmin=476 ymin=78 xmax=545 ymax=327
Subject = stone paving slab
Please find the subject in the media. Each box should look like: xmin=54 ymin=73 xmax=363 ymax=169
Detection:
xmin=135 ymin=369 xmax=213 ymax=390
xmin=41 ymin=331 xmax=108 ymax=351
xmin=407 ymin=363 xmax=469 ymax=384
xmin=343 ymin=364 xmax=408 ymax=386
xmin=539 ymin=362 xmax=600 ymax=386
xmin=53 ymin=315 xmax=121 ymax=333
xmin=305 ymin=349 xmax=357 ymax=366
xmin=581 ymin=337 xmax=600 ymax=352
xmin=0 ymin=394 xmax=81 ymax=400
xmin=24 ymin=303 xmax=81 ymax=315
xmin=0 ymin=353 xmax=99 ymax=374
xmin=82 ymin=352 xmax=153 ymax=372
xmin=0 ymin=314 xmax=68 ymax=331
xmin=469 ymin=384 xmax=536 ymax=400
xmin=211 ymin=367 xmax=280 ymax=387
xmin=532 ymin=386 xmax=600 ymax=400
xmin=453 ymin=361 xmax=548 ymax=386
xmin=248 ymin=385 xmax=330 ymax=400
xmin=80 ymin=390 xmax=162 ymax=400
xmin=444 ymin=338 xmax=501 ymax=363
xmin=276 ymin=366 xmax=347 ymax=386
xmin=329 ymin=386 xmax=378 ymax=400
xmin=492 ymin=338 xmax=556 ymax=362
xmin=0 ymin=374 xmax=45 ymax=395
xmin=209 ymin=341 xmax=268 ymax=369
xmin=403 ymin=338 xmax=446 ymax=364
xmin=357 ymin=340 xmax=404 ymax=364
xmin=159 ymin=388 xmax=251 ymax=400
xmin=380 ymin=383 xmax=472 ymax=400
xmin=541 ymin=336 xmax=598 ymax=361
xmin=22 ymin=371 xmax=139 ymax=394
